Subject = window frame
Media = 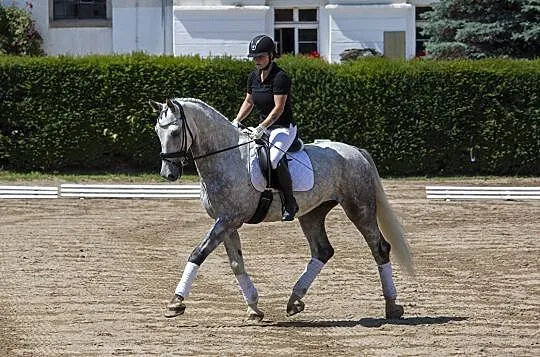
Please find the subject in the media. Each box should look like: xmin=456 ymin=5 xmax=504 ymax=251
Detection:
xmin=49 ymin=0 xmax=112 ymax=28
xmin=274 ymin=7 xmax=319 ymax=56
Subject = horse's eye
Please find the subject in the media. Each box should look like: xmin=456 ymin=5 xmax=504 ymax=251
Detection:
xmin=171 ymin=130 xmax=181 ymax=138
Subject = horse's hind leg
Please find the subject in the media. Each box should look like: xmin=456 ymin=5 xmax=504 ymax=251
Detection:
xmin=287 ymin=201 xmax=338 ymax=317
xmin=341 ymin=199 xmax=404 ymax=319
xmin=223 ymin=229 xmax=264 ymax=322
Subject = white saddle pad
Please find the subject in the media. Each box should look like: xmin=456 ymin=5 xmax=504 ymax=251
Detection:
xmin=249 ymin=142 xmax=314 ymax=192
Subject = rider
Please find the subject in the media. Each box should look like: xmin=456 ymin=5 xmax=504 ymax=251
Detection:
xmin=232 ymin=34 xmax=299 ymax=221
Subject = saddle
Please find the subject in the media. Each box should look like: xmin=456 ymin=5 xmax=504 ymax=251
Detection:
xmin=247 ymin=132 xmax=304 ymax=224
xmin=255 ymin=132 xmax=304 ymax=189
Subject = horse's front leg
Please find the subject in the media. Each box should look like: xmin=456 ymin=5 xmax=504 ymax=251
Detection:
xmin=223 ymin=229 xmax=264 ymax=322
xmin=165 ymin=217 xmax=234 ymax=318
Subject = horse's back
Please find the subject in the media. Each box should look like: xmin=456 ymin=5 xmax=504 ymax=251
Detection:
xmin=302 ymin=141 xmax=375 ymax=195
xmin=305 ymin=141 xmax=369 ymax=171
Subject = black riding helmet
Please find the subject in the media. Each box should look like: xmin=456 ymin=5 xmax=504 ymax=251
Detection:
xmin=248 ymin=34 xmax=276 ymax=58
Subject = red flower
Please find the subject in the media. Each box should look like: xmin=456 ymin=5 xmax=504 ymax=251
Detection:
xmin=308 ymin=50 xmax=320 ymax=59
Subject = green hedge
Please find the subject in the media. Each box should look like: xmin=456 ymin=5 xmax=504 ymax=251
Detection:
xmin=0 ymin=54 xmax=538 ymax=176
xmin=0 ymin=54 xmax=252 ymax=173
xmin=285 ymin=57 xmax=540 ymax=175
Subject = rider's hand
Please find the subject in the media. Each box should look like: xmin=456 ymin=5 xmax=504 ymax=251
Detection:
xmin=249 ymin=125 xmax=267 ymax=140
xmin=231 ymin=119 xmax=240 ymax=128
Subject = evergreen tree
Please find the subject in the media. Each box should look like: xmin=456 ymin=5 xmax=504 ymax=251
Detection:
xmin=422 ymin=0 xmax=540 ymax=59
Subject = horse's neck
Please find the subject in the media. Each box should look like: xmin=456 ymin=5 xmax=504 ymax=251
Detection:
xmin=185 ymin=103 xmax=238 ymax=156
xmin=185 ymin=103 xmax=243 ymax=182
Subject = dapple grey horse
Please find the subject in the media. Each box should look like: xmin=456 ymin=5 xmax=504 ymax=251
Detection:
xmin=149 ymin=98 xmax=414 ymax=321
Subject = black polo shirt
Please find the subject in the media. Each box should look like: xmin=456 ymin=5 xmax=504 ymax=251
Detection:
xmin=247 ymin=63 xmax=295 ymax=128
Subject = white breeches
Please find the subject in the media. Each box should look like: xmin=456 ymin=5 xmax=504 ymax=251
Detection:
xmin=268 ymin=124 xmax=297 ymax=169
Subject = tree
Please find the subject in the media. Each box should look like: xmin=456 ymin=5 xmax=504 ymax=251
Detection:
xmin=422 ymin=0 xmax=540 ymax=59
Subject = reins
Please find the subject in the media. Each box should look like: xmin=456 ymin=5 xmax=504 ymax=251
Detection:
xmin=191 ymin=141 xmax=253 ymax=160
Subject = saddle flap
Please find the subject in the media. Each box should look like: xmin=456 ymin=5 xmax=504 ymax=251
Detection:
xmin=249 ymin=142 xmax=314 ymax=193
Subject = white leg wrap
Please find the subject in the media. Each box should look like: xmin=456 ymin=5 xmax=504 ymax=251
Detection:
xmin=292 ymin=258 xmax=325 ymax=299
xmin=175 ymin=261 xmax=199 ymax=298
xmin=378 ymin=262 xmax=397 ymax=300
xmin=235 ymin=273 xmax=259 ymax=305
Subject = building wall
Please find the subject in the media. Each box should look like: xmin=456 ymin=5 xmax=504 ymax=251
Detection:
xmin=113 ymin=0 xmax=172 ymax=55
xmin=173 ymin=1 xmax=415 ymax=61
xmin=7 ymin=0 xmax=172 ymax=55
xmin=10 ymin=0 xmax=438 ymax=59
xmin=325 ymin=3 xmax=415 ymax=61
xmin=47 ymin=27 xmax=113 ymax=55
xmin=173 ymin=5 xmax=269 ymax=58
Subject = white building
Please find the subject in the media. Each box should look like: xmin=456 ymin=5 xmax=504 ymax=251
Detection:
xmin=11 ymin=0 xmax=437 ymax=61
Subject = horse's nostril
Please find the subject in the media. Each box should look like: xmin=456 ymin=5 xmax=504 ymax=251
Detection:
xmin=167 ymin=174 xmax=176 ymax=181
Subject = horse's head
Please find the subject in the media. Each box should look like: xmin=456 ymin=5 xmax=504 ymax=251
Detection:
xmin=149 ymin=98 xmax=194 ymax=181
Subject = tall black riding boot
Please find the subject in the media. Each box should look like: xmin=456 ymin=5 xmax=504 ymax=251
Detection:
xmin=275 ymin=158 xmax=299 ymax=221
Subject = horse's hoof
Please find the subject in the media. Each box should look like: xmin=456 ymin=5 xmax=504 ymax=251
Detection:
xmin=246 ymin=304 xmax=264 ymax=323
xmin=385 ymin=300 xmax=404 ymax=319
xmin=286 ymin=297 xmax=305 ymax=317
xmin=164 ymin=294 xmax=186 ymax=318
xmin=246 ymin=312 xmax=264 ymax=323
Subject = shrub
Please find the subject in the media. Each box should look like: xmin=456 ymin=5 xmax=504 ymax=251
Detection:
xmin=0 ymin=2 xmax=43 ymax=56
xmin=0 ymin=54 xmax=538 ymax=176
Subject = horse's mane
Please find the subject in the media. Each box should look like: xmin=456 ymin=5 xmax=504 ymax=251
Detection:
xmin=176 ymin=98 xmax=230 ymax=123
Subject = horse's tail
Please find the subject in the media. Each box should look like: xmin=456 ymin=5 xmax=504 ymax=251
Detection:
xmin=359 ymin=148 xmax=415 ymax=276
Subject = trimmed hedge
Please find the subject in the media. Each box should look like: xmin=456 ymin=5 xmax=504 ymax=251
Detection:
xmin=0 ymin=54 xmax=252 ymax=172
xmin=0 ymin=54 xmax=538 ymax=176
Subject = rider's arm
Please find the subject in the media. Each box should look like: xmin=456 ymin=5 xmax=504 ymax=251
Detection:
xmin=234 ymin=93 xmax=254 ymax=122
xmin=260 ymin=94 xmax=287 ymax=128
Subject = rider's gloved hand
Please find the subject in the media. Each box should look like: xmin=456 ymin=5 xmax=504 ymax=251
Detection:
xmin=249 ymin=124 xmax=267 ymax=140
xmin=231 ymin=119 xmax=240 ymax=128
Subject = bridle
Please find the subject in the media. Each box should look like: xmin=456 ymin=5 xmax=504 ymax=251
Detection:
xmin=158 ymin=101 xmax=194 ymax=166
xmin=158 ymin=100 xmax=252 ymax=166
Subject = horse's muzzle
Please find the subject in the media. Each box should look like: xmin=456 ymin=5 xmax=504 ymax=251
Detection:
xmin=161 ymin=160 xmax=182 ymax=181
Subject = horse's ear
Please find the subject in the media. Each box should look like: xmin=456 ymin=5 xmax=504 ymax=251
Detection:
xmin=166 ymin=99 xmax=178 ymax=114
xmin=148 ymin=100 xmax=163 ymax=113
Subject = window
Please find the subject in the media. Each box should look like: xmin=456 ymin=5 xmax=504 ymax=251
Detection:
xmin=274 ymin=8 xmax=318 ymax=56
xmin=415 ymin=6 xmax=433 ymax=57
xmin=53 ymin=0 xmax=106 ymax=20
